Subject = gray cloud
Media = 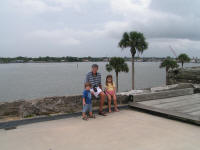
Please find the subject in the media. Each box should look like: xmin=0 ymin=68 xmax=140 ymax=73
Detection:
xmin=0 ymin=0 xmax=200 ymax=57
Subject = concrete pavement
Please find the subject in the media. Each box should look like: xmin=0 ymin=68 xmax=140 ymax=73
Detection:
xmin=0 ymin=110 xmax=200 ymax=150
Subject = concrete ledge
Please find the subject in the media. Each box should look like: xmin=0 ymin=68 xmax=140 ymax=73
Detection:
xmin=131 ymin=88 xmax=194 ymax=102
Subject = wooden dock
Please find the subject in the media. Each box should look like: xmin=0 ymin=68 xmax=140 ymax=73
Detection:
xmin=130 ymin=94 xmax=200 ymax=125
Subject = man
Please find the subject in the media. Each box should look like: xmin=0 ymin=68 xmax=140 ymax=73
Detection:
xmin=85 ymin=64 xmax=106 ymax=116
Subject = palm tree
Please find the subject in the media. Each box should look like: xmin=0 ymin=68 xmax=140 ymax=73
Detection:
xmin=106 ymin=57 xmax=129 ymax=92
xmin=160 ymin=57 xmax=179 ymax=85
xmin=178 ymin=53 xmax=190 ymax=68
xmin=119 ymin=31 xmax=148 ymax=89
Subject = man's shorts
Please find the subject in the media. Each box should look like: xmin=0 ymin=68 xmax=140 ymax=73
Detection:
xmin=82 ymin=104 xmax=92 ymax=113
xmin=90 ymin=86 xmax=102 ymax=98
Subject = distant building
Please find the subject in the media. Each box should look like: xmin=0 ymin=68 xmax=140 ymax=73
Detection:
xmin=15 ymin=60 xmax=24 ymax=63
xmin=103 ymin=58 xmax=109 ymax=62
xmin=28 ymin=60 xmax=34 ymax=63
xmin=83 ymin=59 xmax=89 ymax=62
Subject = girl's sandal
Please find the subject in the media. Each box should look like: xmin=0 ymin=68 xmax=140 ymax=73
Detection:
xmin=114 ymin=109 xmax=119 ymax=112
xmin=82 ymin=117 xmax=88 ymax=121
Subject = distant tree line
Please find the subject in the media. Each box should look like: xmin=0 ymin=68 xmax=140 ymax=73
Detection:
xmin=0 ymin=56 xmax=108 ymax=63
xmin=0 ymin=56 xmax=166 ymax=64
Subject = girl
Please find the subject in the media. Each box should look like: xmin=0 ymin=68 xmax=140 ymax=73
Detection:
xmin=105 ymin=75 xmax=119 ymax=113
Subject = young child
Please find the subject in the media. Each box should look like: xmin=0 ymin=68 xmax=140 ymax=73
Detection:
xmin=105 ymin=75 xmax=119 ymax=113
xmin=82 ymin=82 xmax=95 ymax=120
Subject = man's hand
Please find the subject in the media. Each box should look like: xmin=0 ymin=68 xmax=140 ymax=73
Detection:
xmin=91 ymin=91 xmax=95 ymax=95
xmin=99 ymin=85 xmax=102 ymax=90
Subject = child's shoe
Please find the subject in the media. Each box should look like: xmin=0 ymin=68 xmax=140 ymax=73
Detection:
xmin=82 ymin=116 xmax=88 ymax=121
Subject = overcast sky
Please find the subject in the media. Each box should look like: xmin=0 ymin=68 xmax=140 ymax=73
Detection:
xmin=0 ymin=0 xmax=200 ymax=58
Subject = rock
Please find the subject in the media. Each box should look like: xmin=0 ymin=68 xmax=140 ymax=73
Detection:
xmin=0 ymin=100 xmax=25 ymax=117
xmin=168 ymin=66 xmax=200 ymax=84
xmin=193 ymin=84 xmax=200 ymax=93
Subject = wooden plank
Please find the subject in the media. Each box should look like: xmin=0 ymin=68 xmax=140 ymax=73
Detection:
xmin=155 ymin=94 xmax=200 ymax=105
xmin=188 ymin=110 xmax=200 ymax=116
xmin=171 ymin=103 xmax=200 ymax=113
xmin=151 ymin=99 xmax=200 ymax=109
xmin=139 ymin=96 xmax=187 ymax=106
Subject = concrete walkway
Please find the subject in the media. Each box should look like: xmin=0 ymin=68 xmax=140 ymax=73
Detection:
xmin=0 ymin=110 xmax=200 ymax=150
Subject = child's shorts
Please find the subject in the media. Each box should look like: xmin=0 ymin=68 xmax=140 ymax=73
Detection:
xmin=83 ymin=104 xmax=92 ymax=113
xmin=106 ymin=90 xmax=115 ymax=96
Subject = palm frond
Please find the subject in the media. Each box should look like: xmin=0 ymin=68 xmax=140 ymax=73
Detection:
xmin=118 ymin=31 xmax=148 ymax=57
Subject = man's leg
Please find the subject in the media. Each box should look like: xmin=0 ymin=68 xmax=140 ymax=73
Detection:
xmin=99 ymin=91 xmax=106 ymax=114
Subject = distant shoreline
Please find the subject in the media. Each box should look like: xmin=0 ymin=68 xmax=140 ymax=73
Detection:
xmin=0 ymin=60 xmax=165 ymax=64
xmin=0 ymin=56 xmax=199 ymax=64
xmin=1 ymin=61 xmax=200 ymax=64
xmin=0 ymin=56 xmax=166 ymax=64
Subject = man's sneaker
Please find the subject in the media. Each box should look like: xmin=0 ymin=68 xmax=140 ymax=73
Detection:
xmin=98 ymin=111 xmax=107 ymax=116
xmin=89 ymin=114 xmax=96 ymax=119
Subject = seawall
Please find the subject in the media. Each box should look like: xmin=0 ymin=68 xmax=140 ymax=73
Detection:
xmin=0 ymin=95 xmax=129 ymax=120
xmin=1 ymin=82 xmax=199 ymax=122
xmin=167 ymin=66 xmax=200 ymax=84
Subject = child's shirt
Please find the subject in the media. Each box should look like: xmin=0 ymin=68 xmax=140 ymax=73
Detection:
xmin=82 ymin=90 xmax=92 ymax=104
xmin=105 ymin=82 xmax=115 ymax=91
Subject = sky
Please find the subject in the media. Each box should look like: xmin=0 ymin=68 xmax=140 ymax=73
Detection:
xmin=0 ymin=0 xmax=200 ymax=58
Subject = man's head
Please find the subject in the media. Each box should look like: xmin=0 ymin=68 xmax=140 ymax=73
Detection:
xmin=91 ymin=64 xmax=98 ymax=74
xmin=85 ymin=82 xmax=91 ymax=90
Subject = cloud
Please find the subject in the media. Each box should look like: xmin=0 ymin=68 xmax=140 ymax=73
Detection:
xmin=26 ymin=20 xmax=131 ymax=48
xmin=12 ymin=0 xmax=62 ymax=14
xmin=27 ymin=29 xmax=81 ymax=46
xmin=0 ymin=0 xmax=200 ymax=57
xmin=145 ymin=38 xmax=200 ymax=57
xmin=10 ymin=0 xmax=92 ymax=14
xmin=108 ymin=0 xmax=200 ymax=40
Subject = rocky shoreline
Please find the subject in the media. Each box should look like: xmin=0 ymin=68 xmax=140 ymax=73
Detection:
xmin=167 ymin=66 xmax=200 ymax=84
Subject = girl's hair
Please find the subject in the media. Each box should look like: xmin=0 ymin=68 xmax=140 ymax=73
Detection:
xmin=106 ymin=75 xmax=113 ymax=86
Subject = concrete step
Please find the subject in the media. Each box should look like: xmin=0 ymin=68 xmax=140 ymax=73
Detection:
xmin=129 ymin=88 xmax=194 ymax=102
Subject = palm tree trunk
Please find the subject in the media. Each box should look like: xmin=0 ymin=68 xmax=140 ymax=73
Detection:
xmin=131 ymin=57 xmax=135 ymax=90
xmin=166 ymin=68 xmax=168 ymax=85
xmin=116 ymin=71 xmax=119 ymax=92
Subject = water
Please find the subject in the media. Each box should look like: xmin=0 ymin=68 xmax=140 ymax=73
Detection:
xmin=0 ymin=62 xmax=199 ymax=102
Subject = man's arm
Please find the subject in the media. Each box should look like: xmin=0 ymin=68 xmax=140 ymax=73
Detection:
xmin=99 ymin=73 xmax=102 ymax=89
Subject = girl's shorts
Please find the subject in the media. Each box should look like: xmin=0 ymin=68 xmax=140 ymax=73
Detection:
xmin=106 ymin=90 xmax=115 ymax=96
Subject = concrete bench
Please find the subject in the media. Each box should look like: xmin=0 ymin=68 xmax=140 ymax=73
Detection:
xmin=130 ymin=88 xmax=194 ymax=103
